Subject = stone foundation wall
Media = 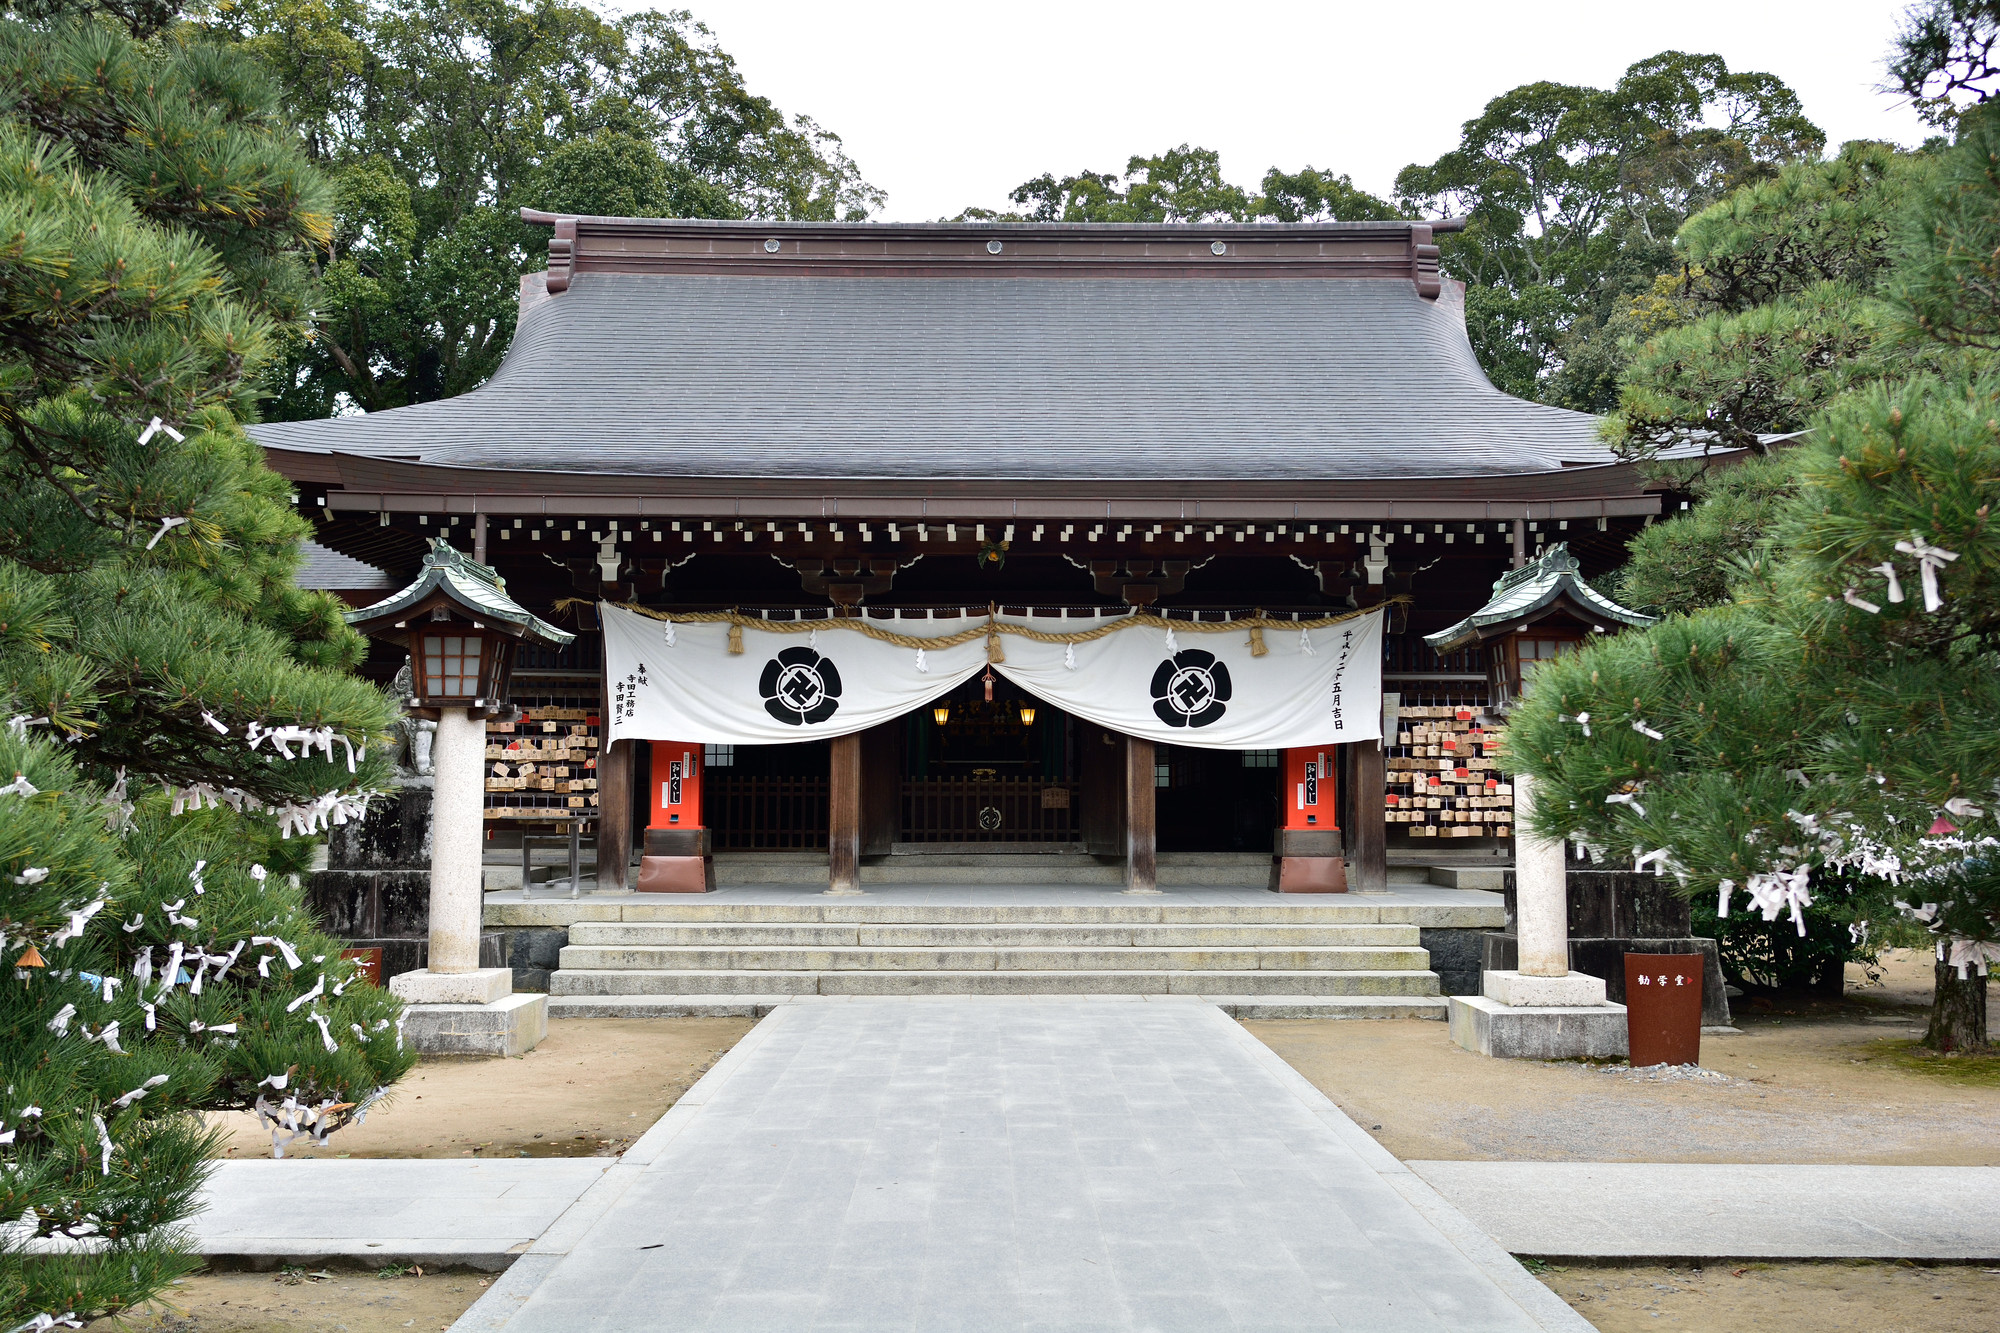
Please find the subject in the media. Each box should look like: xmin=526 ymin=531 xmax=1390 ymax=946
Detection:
xmin=501 ymin=927 xmax=568 ymax=992
xmin=306 ymin=782 xmax=505 ymax=981
xmin=1419 ymin=927 xmax=1485 ymax=996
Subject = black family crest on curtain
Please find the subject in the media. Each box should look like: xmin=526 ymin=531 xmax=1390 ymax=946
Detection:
xmin=760 ymin=646 xmax=843 ymax=725
xmin=1150 ymin=649 xmax=1231 ymax=728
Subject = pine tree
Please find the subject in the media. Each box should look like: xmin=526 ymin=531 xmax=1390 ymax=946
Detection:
xmin=2 ymin=12 xmax=413 ymax=1327
xmin=1507 ymin=369 xmax=2000 ymax=1050
xmin=1512 ymin=73 xmax=2000 ymax=1049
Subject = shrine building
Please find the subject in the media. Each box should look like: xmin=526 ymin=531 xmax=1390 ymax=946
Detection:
xmin=263 ymin=212 xmax=1669 ymax=906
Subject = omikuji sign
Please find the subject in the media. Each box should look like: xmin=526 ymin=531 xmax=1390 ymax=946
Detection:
xmin=599 ymin=605 xmax=1384 ymax=749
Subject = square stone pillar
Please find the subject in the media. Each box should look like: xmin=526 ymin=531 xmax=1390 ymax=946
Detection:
xmin=389 ymin=706 xmax=546 ymax=1055
xmin=1448 ymin=771 xmax=1624 ymax=1058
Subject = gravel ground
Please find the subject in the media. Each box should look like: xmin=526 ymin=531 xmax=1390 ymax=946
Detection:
xmin=208 ymin=1016 xmax=754 ymax=1160
xmin=99 ymin=1269 xmax=488 ymax=1333
xmin=1535 ymin=1260 xmax=2000 ymax=1332
xmin=1247 ymin=950 xmax=2000 ymax=1164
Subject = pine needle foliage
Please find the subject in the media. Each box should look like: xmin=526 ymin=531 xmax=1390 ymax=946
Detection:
xmin=1604 ymin=143 xmax=1942 ymax=460
xmin=1509 ymin=371 xmax=2000 ymax=1044
xmin=2 ymin=11 xmax=413 ymax=1327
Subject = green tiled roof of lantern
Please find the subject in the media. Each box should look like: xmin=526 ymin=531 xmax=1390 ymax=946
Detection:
xmin=1423 ymin=543 xmax=1655 ymax=654
xmin=344 ymin=540 xmax=574 ymax=645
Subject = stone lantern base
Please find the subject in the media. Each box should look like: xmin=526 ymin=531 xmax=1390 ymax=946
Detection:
xmin=1447 ymin=969 xmax=1627 ymax=1059
xmin=390 ymin=968 xmax=549 ymax=1057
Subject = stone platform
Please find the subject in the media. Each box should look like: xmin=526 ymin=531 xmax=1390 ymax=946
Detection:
xmin=194 ymin=1159 xmax=609 ymax=1271
xmin=485 ymin=884 xmax=1506 ymax=1019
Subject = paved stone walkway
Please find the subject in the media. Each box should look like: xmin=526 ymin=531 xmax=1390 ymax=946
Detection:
xmin=196 ymin=1159 xmax=610 ymax=1270
xmin=1412 ymin=1161 xmax=2000 ymax=1260
xmin=453 ymin=997 xmax=1586 ymax=1332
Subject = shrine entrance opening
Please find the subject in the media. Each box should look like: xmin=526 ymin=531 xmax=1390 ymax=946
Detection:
xmin=899 ymin=674 xmax=1077 ymax=846
xmin=1156 ymin=746 xmax=1283 ymax=853
xmin=703 ymin=740 xmax=830 ymax=850
xmin=697 ymin=681 xmax=1285 ymax=859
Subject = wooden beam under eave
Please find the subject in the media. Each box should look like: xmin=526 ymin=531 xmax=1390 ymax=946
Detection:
xmin=308 ymin=487 xmax=1664 ymax=524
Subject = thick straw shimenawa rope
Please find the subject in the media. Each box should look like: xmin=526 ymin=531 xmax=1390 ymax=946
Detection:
xmin=566 ymin=598 xmax=1401 ymax=656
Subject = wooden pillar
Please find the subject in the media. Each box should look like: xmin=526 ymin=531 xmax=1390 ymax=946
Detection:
xmin=828 ymin=731 xmax=863 ymax=895
xmin=473 ymin=512 xmax=487 ymax=564
xmin=1123 ymin=736 xmax=1159 ymax=894
xmin=1350 ymin=738 xmax=1386 ymax=892
xmin=1511 ymin=518 xmax=1526 ymax=569
xmin=598 ymin=737 xmax=633 ymax=891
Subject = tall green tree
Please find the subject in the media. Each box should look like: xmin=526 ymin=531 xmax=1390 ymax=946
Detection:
xmin=1587 ymin=139 xmax=1943 ymax=648
xmin=1601 ymin=141 xmax=1938 ymax=463
xmin=0 ymin=12 xmax=411 ymax=1326
xmin=1889 ymin=0 xmax=2000 ymax=124
xmin=1508 ymin=104 xmax=2000 ymax=1051
xmin=1396 ymin=51 xmax=1823 ymax=402
xmin=954 ymin=145 xmax=1399 ymax=225
xmin=211 ymin=0 xmax=881 ymax=418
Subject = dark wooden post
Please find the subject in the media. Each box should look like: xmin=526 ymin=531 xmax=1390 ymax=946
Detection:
xmin=598 ymin=738 xmax=633 ymax=891
xmin=1350 ymin=739 xmax=1386 ymax=892
xmin=828 ymin=731 xmax=863 ymax=894
xmin=1124 ymin=735 xmax=1159 ymax=894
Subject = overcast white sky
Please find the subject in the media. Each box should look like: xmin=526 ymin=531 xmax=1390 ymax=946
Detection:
xmin=655 ymin=0 xmax=1937 ymax=221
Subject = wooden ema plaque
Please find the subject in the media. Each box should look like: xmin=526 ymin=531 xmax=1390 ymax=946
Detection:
xmin=1623 ymin=953 xmax=1703 ymax=1067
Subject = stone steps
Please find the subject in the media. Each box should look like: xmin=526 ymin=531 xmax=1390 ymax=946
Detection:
xmin=565 ymin=922 xmax=1421 ymax=947
xmin=548 ymin=968 xmax=1443 ymax=997
xmin=537 ymin=887 xmax=1490 ymax=1018
xmin=559 ymin=902 xmax=1433 ymax=925
xmin=546 ymin=994 xmax=1451 ymax=1020
xmin=558 ymin=944 xmax=1432 ymax=972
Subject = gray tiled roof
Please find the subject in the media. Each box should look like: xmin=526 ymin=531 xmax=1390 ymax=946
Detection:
xmin=295 ymin=540 xmax=393 ymax=590
xmin=1424 ymin=544 xmax=1657 ymax=652
xmin=250 ymin=272 xmax=1614 ymax=481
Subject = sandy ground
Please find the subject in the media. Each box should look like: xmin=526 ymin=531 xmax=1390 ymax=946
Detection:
xmin=1535 ymin=1260 xmax=2000 ymax=1332
xmin=210 ymin=1017 xmax=754 ymax=1159
xmin=1247 ymin=948 xmax=2000 ymax=1164
xmin=100 ymin=1270 xmax=489 ymax=1333
xmin=91 ymin=1260 xmax=2000 ymax=1333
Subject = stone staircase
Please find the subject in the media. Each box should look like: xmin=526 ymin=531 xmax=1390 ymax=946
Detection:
xmin=545 ymin=899 xmax=1452 ymax=1020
